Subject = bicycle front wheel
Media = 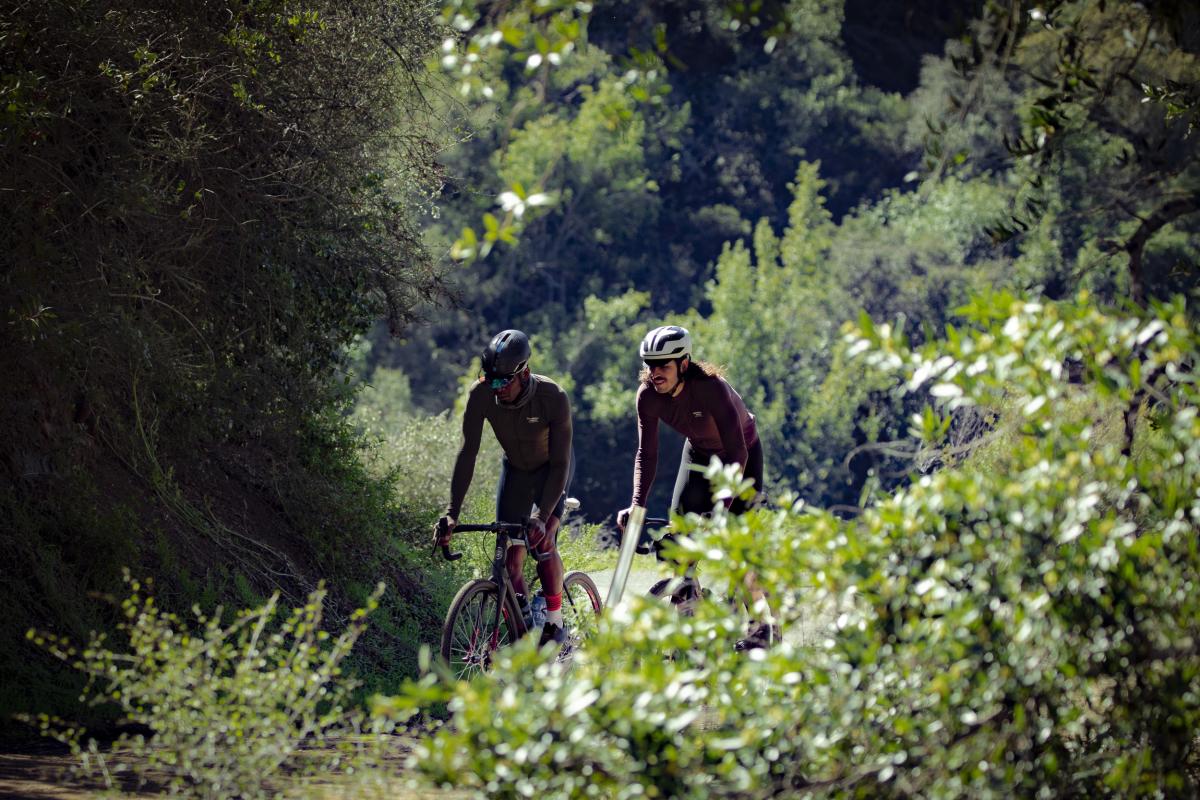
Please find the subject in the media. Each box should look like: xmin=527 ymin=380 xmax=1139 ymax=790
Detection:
xmin=440 ymin=579 xmax=514 ymax=680
xmin=562 ymin=571 xmax=603 ymax=648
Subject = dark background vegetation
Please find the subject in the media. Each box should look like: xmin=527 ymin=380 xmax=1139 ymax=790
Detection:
xmin=2 ymin=0 xmax=1197 ymax=745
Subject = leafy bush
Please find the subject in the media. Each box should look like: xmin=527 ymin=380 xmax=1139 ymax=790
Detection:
xmin=26 ymin=574 xmax=385 ymax=799
xmin=379 ymin=293 xmax=1200 ymax=798
xmin=2 ymin=0 xmax=447 ymax=464
xmin=0 ymin=0 xmax=450 ymax=732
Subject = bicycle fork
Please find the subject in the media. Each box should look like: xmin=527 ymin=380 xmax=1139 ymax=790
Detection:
xmin=489 ymin=532 xmax=529 ymax=640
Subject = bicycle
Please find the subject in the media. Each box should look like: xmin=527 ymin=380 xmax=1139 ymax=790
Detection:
xmin=630 ymin=514 xmax=778 ymax=647
xmin=437 ymin=508 xmax=603 ymax=680
xmin=636 ymin=516 xmax=707 ymax=615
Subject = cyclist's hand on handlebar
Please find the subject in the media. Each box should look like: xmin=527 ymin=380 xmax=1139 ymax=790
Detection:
xmin=434 ymin=515 xmax=456 ymax=548
xmin=616 ymin=506 xmax=632 ymax=531
xmin=526 ymin=516 xmax=547 ymax=547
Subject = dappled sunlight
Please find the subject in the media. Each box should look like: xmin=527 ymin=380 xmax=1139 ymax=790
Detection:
xmin=380 ymin=296 xmax=1200 ymax=797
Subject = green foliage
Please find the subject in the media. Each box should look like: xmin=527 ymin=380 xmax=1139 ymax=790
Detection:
xmin=553 ymin=162 xmax=1007 ymax=508
xmin=0 ymin=0 xmax=455 ymax=726
xmin=0 ymin=480 xmax=142 ymax=736
xmin=351 ymin=367 xmax=418 ymax=443
xmin=831 ymin=175 xmax=1011 ymax=329
xmin=1 ymin=0 xmax=446 ymax=463
xmin=437 ymin=0 xmax=665 ymax=262
xmin=358 ymin=371 xmax=501 ymax=530
xmin=382 ymin=293 xmax=1200 ymax=797
xmin=384 ymin=0 xmax=914 ymax=413
xmin=25 ymin=575 xmax=386 ymax=799
xmin=922 ymin=0 xmax=1200 ymax=304
xmin=530 ymin=289 xmax=650 ymax=421
xmin=693 ymin=162 xmax=840 ymax=486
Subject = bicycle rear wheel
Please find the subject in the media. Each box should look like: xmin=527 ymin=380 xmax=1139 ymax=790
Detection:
xmin=562 ymin=571 xmax=603 ymax=648
xmin=440 ymin=579 xmax=514 ymax=680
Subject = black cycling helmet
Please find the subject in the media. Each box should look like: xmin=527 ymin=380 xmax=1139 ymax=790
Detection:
xmin=482 ymin=329 xmax=531 ymax=380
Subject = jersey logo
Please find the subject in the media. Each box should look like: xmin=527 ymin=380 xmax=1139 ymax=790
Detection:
xmin=692 ymin=411 xmax=704 ymax=418
xmin=526 ymin=416 xmax=541 ymax=423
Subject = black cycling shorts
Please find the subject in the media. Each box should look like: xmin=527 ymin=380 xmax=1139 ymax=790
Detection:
xmin=654 ymin=438 xmax=764 ymax=561
xmin=495 ymin=449 xmax=576 ymax=526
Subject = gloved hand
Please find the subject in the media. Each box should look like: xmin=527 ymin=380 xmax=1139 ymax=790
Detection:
xmin=433 ymin=515 xmax=456 ymax=549
xmin=616 ymin=506 xmax=634 ymax=531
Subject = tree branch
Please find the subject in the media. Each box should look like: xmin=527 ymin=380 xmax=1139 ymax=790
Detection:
xmin=1125 ymin=195 xmax=1200 ymax=306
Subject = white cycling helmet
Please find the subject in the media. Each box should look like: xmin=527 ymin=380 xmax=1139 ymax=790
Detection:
xmin=640 ymin=325 xmax=692 ymax=361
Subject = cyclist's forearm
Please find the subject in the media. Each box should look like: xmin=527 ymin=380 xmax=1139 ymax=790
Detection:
xmin=713 ymin=400 xmax=748 ymax=468
xmin=537 ymin=458 xmax=568 ymax=522
xmin=537 ymin=394 xmax=572 ymax=521
xmin=631 ymin=407 xmax=658 ymax=507
xmin=446 ymin=446 xmax=477 ymax=518
xmin=448 ymin=396 xmax=485 ymax=518
xmin=631 ymin=446 xmax=656 ymax=507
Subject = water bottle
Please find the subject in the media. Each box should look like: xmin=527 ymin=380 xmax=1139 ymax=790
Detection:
xmin=530 ymin=594 xmax=547 ymax=629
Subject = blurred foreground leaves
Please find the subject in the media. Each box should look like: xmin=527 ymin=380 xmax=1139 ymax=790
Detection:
xmin=384 ymin=292 xmax=1200 ymax=798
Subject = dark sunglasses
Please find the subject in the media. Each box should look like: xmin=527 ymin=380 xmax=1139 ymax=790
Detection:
xmin=644 ymin=359 xmax=676 ymax=371
xmin=488 ymin=372 xmax=520 ymax=390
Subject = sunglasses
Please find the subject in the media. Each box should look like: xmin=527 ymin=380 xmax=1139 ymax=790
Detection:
xmin=488 ymin=372 xmax=520 ymax=390
xmin=644 ymin=359 xmax=676 ymax=371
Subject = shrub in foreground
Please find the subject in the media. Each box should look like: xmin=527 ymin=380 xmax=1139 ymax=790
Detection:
xmin=378 ymin=293 xmax=1200 ymax=798
xmin=26 ymin=574 xmax=385 ymax=799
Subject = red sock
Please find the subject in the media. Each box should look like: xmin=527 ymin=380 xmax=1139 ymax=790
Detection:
xmin=544 ymin=593 xmax=562 ymax=612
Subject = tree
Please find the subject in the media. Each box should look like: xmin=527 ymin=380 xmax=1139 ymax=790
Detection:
xmin=1 ymin=0 xmax=447 ymax=462
xmin=377 ymin=0 xmax=916 ymax=416
xmin=924 ymin=0 xmax=1200 ymax=305
xmin=0 ymin=0 xmax=451 ymax=731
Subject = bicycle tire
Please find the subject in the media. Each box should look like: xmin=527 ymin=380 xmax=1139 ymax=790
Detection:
xmin=440 ymin=579 xmax=514 ymax=680
xmin=562 ymin=571 xmax=603 ymax=647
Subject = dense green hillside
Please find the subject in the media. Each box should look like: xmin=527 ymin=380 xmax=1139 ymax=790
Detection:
xmin=2 ymin=0 xmax=1196 ymax=762
xmin=368 ymin=0 xmax=1198 ymax=518
xmin=0 ymin=0 xmax=454 ymax=737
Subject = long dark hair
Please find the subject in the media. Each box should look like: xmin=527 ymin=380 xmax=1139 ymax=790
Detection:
xmin=639 ymin=357 xmax=726 ymax=387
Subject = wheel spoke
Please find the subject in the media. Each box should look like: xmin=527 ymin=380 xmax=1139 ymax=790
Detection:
xmin=444 ymin=583 xmax=510 ymax=679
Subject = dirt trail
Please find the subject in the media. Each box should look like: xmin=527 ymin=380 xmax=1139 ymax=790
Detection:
xmin=0 ymin=741 xmax=458 ymax=800
xmin=0 ymin=745 xmax=117 ymax=800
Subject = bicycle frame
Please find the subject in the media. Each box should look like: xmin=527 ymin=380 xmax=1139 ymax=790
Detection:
xmin=448 ymin=522 xmax=531 ymax=640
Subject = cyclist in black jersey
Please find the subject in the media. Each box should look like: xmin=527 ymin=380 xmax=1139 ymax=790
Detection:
xmin=434 ymin=329 xmax=574 ymax=648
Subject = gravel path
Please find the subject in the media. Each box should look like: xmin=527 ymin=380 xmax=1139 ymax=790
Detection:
xmin=588 ymin=565 xmax=661 ymax=604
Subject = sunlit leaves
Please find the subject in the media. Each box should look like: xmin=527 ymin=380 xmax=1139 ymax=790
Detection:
xmin=451 ymin=205 xmax=524 ymax=262
xmin=385 ymin=293 xmax=1200 ymax=797
xmin=498 ymin=185 xmax=553 ymax=217
xmin=436 ymin=0 xmax=590 ymax=101
xmin=29 ymin=575 xmax=387 ymax=798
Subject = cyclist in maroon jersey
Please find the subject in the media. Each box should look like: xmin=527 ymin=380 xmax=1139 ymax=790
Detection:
xmin=616 ymin=324 xmax=776 ymax=649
